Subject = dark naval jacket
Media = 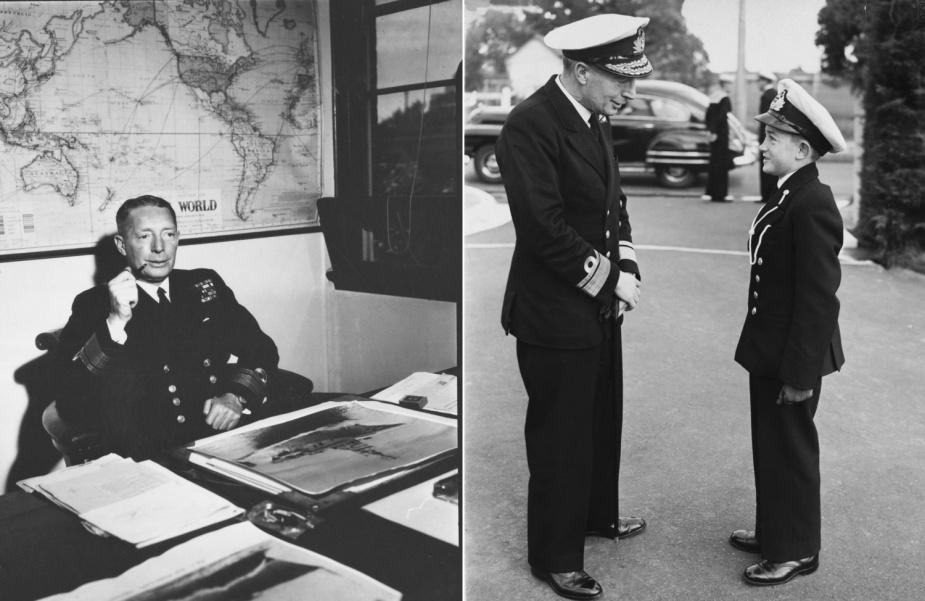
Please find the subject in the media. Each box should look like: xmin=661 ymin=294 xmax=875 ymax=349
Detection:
xmin=55 ymin=268 xmax=279 ymax=458
xmin=735 ymin=162 xmax=845 ymax=388
xmin=496 ymin=75 xmax=640 ymax=350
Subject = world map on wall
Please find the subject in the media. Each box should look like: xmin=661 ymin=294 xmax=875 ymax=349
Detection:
xmin=0 ymin=0 xmax=321 ymax=255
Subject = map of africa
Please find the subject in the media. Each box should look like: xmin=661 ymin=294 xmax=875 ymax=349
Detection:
xmin=0 ymin=0 xmax=321 ymax=255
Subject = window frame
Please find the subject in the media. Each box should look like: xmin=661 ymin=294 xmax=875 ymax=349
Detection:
xmin=325 ymin=0 xmax=461 ymax=303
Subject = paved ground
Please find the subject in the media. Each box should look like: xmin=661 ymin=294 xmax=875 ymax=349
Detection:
xmin=462 ymin=171 xmax=925 ymax=600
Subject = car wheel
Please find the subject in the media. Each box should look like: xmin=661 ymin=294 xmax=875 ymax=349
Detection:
xmin=655 ymin=165 xmax=698 ymax=188
xmin=474 ymin=145 xmax=502 ymax=184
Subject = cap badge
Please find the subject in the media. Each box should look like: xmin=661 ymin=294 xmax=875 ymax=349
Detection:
xmin=633 ymin=28 xmax=645 ymax=54
xmin=770 ymin=90 xmax=787 ymax=112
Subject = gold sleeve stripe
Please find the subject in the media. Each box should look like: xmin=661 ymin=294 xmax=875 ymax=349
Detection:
xmin=228 ymin=367 xmax=269 ymax=400
xmin=577 ymin=250 xmax=610 ymax=297
xmin=76 ymin=333 xmax=113 ymax=376
xmin=619 ymin=241 xmax=637 ymax=263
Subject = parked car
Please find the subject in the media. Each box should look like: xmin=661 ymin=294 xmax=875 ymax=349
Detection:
xmin=465 ymin=79 xmax=759 ymax=188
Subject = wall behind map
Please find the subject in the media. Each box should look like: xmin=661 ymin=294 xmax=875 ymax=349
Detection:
xmin=0 ymin=0 xmax=457 ymax=491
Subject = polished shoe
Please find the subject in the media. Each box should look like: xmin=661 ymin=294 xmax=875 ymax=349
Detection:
xmin=743 ymin=554 xmax=819 ymax=586
xmin=531 ymin=568 xmax=603 ymax=600
xmin=729 ymin=529 xmax=760 ymax=553
xmin=586 ymin=516 xmax=647 ymax=540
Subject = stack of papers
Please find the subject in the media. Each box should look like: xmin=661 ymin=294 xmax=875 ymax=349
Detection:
xmin=371 ymin=372 xmax=458 ymax=415
xmin=18 ymin=454 xmax=242 ymax=548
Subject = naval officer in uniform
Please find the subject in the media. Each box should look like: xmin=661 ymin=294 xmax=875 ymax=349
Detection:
xmin=55 ymin=195 xmax=279 ymax=459
xmin=730 ymin=79 xmax=846 ymax=586
xmin=495 ymin=14 xmax=649 ymax=600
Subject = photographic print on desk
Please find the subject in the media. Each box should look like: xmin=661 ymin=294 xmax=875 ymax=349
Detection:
xmin=188 ymin=401 xmax=458 ymax=497
xmin=38 ymin=522 xmax=401 ymax=601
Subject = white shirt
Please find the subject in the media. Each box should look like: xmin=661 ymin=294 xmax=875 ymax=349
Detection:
xmin=777 ymin=170 xmax=797 ymax=189
xmin=107 ymin=277 xmax=171 ymax=344
xmin=137 ymin=278 xmax=171 ymax=303
xmin=556 ymin=75 xmax=593 ymax=127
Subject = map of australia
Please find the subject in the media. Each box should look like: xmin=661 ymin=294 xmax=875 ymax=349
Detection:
xmin=0 ymin=0 xmax=320 ymax=254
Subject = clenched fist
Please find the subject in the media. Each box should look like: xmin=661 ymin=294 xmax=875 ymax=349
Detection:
xmin=108 ymin=266 xmax=139 ymax=327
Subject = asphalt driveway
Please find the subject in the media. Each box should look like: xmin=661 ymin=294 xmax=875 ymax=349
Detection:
xmin=463 ymin=185 xmax=925 ymax=600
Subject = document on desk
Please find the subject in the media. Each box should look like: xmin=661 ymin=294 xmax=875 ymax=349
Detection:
xmin=38 ymin=521 xmax=402 ymax=601
xmin=185 ymin=400 xmax=458 ymax=498
xmin=371 ymin=372 xmax=458 ymax=415
xmin=18 ymin=454 xmax=242 ymax=548
xmin=364 ymin=469 xmax=459 ymax=546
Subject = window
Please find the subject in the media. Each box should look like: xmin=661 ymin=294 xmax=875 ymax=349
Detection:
xmin=618 ymin=98 xmax=653 ymax=118
xmin=649 ymin=98 xmax=690 ymax=122
xmin=372 ymin=0 xmax=460 ymax=197
xmin=324 ymin=0 xmax=462 ymax=302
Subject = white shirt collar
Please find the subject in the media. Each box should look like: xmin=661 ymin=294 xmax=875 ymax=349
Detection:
xmin=556 ymin=75 xmax=593 ymax=127
xmin=777 ymin=170 xmax=797 ymax=189
xmin=136 ymin=277 xmax=171 ymax=302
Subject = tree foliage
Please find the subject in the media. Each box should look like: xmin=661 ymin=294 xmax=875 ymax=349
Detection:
xmin=466 ymin=0 xmax=713 ymax=92
xmin=818 ymin=0 xmax=925 ymax=268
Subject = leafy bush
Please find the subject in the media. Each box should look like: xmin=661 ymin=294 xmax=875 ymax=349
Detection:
xmin=818 ymin=0 xmax=925 ymax=270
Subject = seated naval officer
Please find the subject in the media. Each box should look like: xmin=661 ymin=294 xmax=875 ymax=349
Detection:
xmin=730 ymin=79 xmax=846 ymax=586
xmin=54 ymin=195 xmax=279 ymax=459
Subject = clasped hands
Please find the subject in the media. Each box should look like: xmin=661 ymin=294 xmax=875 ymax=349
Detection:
xmin=616 ymin=271 xmax=641 ymax=315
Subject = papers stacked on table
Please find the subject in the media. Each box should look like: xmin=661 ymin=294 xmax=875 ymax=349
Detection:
xmin=371 ymin=372 xmax=458 ymax=415
xmin=38 ymin=521 xmax=401 ymax=601
xmin=18 ymin=454 xmax=242 ymax=548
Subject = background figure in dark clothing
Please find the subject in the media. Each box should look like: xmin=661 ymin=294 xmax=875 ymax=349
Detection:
xmin=704 ymin=74 xmax=734 ymax=202
xmin=756 ymin=71 xmax=779 ymax=201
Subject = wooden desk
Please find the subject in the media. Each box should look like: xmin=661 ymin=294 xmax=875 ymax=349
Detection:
xmin=0 ymin=382 xmax=460 ymax=601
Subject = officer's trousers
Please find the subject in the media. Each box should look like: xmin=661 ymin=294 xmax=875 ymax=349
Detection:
xmin=517 ymin=320 xmax=622 ymax=572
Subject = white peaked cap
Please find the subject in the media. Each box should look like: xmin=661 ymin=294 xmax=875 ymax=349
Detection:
xmin=755 ymin=78 xmax=847 ymax=155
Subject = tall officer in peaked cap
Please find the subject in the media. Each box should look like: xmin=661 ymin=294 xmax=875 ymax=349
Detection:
xmin=54 ymin=195 xmax=279 ymax=459
xmin=729 ymin=79 xmax=847 ymax=586
xmin=495 ymin=13 xmax=650 ymax=600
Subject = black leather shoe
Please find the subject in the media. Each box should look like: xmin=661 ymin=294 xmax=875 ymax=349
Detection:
xmin=729 ymin=529 xmax=760 ymax=553
xmin=743 ymin=554 xmax=819 ymax=586
xmin=531 ymin=568 xmax=603 ymax=600
xmin=586 ymin=516 xmax=647 ymax=540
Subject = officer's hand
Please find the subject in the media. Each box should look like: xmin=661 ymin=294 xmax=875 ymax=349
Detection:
xmin=616 ymin=272 xmax=641 ymax=311
xmin=617 ymin=300 xmax=628 ymax=317
xmin=776 ymin=384 xmax=813 ymax=406
xmin=107 ymin=266 xmax=138 ymax=325
xmin=203 ymin=393 xmax=244 ymax=431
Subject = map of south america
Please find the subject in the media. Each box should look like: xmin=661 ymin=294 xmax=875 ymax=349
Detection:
xmin=0 ymin=0 xmax=321 ymax=254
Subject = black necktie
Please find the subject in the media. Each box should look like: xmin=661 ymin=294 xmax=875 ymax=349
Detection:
xmin=589 ymin=113 xmax=608 ymax=155
xmin=157 ymin=287 xmax=171 ymax=321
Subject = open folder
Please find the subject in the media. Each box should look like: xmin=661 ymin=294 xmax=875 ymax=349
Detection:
xmin=177 ymin=399 xmax=458 ymax=508
xmin=18 ymin=454 xmax=242 ymax=548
